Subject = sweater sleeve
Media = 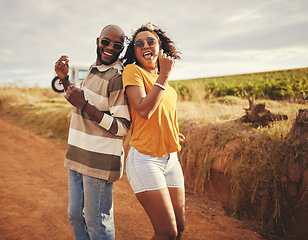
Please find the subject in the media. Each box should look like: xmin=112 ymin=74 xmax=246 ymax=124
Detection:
xmin=99 ymin=74 xmax=131 ymax=136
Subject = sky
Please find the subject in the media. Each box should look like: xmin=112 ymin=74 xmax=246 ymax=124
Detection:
xmin=0 ymin=0 xmax=308 ymax=88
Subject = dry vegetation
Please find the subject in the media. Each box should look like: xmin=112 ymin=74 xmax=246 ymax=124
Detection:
xmin=176 ymin=97 xmax=307 ymax=238
xmin=0 ymin=86 xmax=71 ymax=142
xmin=0 ymin=69 xmax=307 ymax=239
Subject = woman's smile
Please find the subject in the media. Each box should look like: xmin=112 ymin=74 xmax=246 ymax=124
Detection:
xmin=143 ymin=51 xmax=153 ymax=59
xmin=134 ymin=31 xmax=160 ymax=73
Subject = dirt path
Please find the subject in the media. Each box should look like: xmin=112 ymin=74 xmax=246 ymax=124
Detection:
xmin=0 ymin=117 xmax=263 ymax=240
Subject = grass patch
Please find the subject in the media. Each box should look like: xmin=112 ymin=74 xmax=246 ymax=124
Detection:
xmin=178 ymin=105 xmax=306 ymax=238
xmin=170 ymin=67 xmax=308 ymax=102
xmin=0 ymin=87 xmax=71 ymax=143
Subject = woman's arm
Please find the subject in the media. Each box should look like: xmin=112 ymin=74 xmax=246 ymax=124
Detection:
xmin=125 ymin=50 xmax=174 ymax=119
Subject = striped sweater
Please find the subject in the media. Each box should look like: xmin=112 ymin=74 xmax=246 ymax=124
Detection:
xmin=64 ymin=60 xmax=131 ymax=182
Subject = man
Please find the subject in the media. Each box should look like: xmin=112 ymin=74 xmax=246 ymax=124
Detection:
xmin=54 ymin=25 xmax=130 ymax=240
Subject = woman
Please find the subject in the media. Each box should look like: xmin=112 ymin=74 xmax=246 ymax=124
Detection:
xmin=122 ymin=23 xmax=185 ymax=240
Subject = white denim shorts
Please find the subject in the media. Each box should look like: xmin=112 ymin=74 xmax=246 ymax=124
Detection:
xmin=126 ymin=146 xmax=185 ymax=194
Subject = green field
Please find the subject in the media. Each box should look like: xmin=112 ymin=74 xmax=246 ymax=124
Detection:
xmin=170 ymin=67 xmax=308 ymax=102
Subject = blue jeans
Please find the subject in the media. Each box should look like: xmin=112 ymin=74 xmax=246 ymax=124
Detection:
xmin=68 ymin=169 xmax=115 ymax=240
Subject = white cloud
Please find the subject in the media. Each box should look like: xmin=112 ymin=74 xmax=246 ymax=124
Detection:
xmin=0 ymin=0 xmax=308 ymax=87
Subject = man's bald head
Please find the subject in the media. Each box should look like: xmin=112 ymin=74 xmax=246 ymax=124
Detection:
xmin=96 ymin=24 xmax=125 ymax=65
xmin=100 ymin=24 xmax=125 ymax=43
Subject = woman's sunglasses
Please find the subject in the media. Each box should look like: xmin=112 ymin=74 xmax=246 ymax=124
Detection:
xmin=100 ymin=39 xmax=123 ymax=51
xmin=134 ymin=38 xmax=157 ymax=48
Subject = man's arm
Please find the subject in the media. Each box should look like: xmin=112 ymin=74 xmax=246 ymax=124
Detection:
xmin=64 ymin=69 xmax=130 ymax=136
xmin=98 ymin=74 xmax=131 ymax=136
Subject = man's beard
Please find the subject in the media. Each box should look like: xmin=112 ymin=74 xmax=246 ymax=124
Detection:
xmin=96 ymin=46 xmax=105 ymax=65
xmin=96 ymin=46 xmax=117 ymax=65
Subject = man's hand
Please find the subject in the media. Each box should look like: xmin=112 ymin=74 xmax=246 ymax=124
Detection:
xmin=54 ymin=55 xmax=69 ymax=80
xmin=65 ymin=85 xmax=86 ymax=109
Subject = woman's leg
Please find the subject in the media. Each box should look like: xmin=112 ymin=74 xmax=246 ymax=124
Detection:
xmin=126 ymin=147 xmax=185 ymax=239
xmin=164 ymin=152 xmax=185 ymax=239
xmin=136 ymin=188 xmax=178 ymax=240
xmin=168 ymin=187 xmax=185 ymax=239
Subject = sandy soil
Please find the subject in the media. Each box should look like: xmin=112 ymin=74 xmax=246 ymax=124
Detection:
xmin=0 ymin=117 xmax=264 ymax=240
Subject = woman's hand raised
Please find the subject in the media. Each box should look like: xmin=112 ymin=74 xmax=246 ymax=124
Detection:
xmin=158 ymin=49 xmax=174 ymax=80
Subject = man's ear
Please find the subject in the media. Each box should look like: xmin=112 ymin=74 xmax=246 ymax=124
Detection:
xmin=96 ymin=37 xmax=100 ymax=46
xmin=120 ymin=36 xmax=127 ymax=53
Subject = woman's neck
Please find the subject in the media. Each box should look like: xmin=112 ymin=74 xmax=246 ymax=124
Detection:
xmin=138 ymin=62 xmax=158 ymax=75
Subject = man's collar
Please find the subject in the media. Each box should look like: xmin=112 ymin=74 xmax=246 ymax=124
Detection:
xmin=91 ymin=60 xmax=123 ymax=72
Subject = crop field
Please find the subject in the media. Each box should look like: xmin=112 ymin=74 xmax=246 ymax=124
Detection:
xmin=170 ymin=67 xmax=308 ymax=102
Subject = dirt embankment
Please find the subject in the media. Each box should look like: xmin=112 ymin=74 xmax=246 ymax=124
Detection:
xmin=0 ymin=116 xmax=264 ymax=240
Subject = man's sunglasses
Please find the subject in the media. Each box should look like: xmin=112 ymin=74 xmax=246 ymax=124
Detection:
xmin=100 ymin=39 xmax=123 ymax=51
xmin=134 ymin=38 xmax=157 ymax=48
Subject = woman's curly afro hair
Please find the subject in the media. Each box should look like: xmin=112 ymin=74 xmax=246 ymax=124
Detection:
xmin=122 ymin=23 xmax=181 ymax=68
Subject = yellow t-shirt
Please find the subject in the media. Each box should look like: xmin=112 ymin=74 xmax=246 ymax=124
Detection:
xmin=122 ymin=64 xmax=181 ymax=157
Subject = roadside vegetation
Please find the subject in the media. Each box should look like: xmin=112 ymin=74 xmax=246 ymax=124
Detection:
xmin=0 ymin=68 xmax=307 ymax=239
xmin=170 ymin=67 xmax=308 ymax=103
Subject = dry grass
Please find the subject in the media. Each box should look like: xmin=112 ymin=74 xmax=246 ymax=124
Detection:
xmin=0 ymin=87 xmax=71 ymax=142
xmin=177 ymin=97 xmax=307 ymax=237
xmin=177 ymin=97 xmax=303 ymax=124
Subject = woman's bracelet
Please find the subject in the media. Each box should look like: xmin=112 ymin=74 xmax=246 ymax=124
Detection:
xmin=81 ymin=100 xmax=88 ymax=113
xmin=153 ymin=82 xmax=166 ymax=90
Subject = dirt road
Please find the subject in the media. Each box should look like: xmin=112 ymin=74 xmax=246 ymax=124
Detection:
xmin=0 ymin=117 xmax=263 ymax=240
